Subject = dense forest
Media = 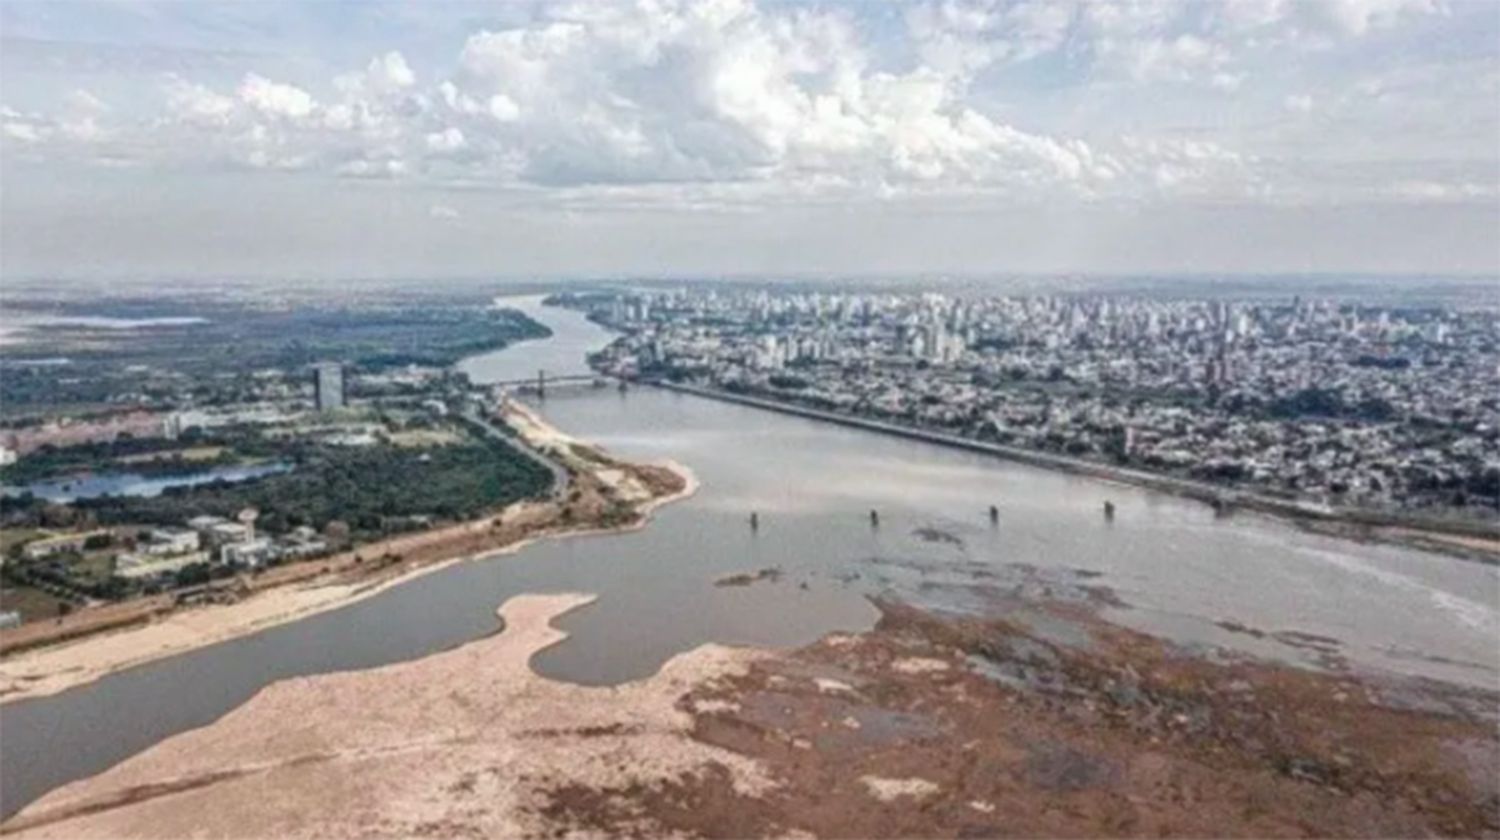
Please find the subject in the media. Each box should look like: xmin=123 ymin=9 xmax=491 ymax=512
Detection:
xmin=4 ymin=434 xmax=554 ymax=541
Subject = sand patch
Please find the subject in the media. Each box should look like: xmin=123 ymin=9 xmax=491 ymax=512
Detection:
xmin=891 ymin=656 xmax=950 ymax=674
xmin=860 ymin=776 xmax=941 ymax=801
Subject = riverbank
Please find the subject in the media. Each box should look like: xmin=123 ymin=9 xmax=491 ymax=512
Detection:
xmin=649 ymin=381 xmax=1500 ymax=563
xmin=7 ymin=581 xmax=1494 ymax=837
xmin=0 ymin=402 xmax=697 ymax=704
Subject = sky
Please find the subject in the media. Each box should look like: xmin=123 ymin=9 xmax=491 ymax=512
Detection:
xmin=1 ymin=0 xmax=1497 ymax=281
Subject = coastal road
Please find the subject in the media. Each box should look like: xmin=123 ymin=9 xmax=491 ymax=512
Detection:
xmin=458 ymin=406 xmax=571 ymax=499
xmin=643 ymin=381 xmax=1467 ymax=532
xmin=649 ymin=381 xmax=1496 ymax=548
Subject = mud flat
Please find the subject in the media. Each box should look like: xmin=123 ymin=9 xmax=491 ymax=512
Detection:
xmin=6 ymin=585 xmax=1496 ymax=838
xmin=0 ymin=402 xmax=695 ymax=704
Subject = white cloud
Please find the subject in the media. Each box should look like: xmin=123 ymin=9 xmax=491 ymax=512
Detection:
xmin=1284 ymin=93 xmax=1315 ymax=113
xmin=903 ymin=0 xmax=1447 ymax=88
xmin=64 ymin=89 xmax=106 ymax=115
xmin=0 ymin=0 xmax=1478 ymax=214
xmin=1211 ymin=72 xmax=1246 ymax=92
xmin=337 ymin=157 xmax=407 ymax=178
xmin=425 ymin=126 xmax=466 ymax=153
xmin=335 ymin=51 xmax=416 ymax=99
xmin=1301 ymin=0 xmax=1443 ymax=37
xmin=238 ymin=74 xmax=316 ymax=120
xmin=1387 ymin=179 xmax=1497 ymax=202
xmin=430 ymin=0 xmax=1150 ymax=193
xmin=166 ymin=78 xmax=236 ymax=126
xmin=3 ymin=120 xmax=45 ymax=143
xmin=429 ymin=203 xmax=461 ymax=219
xmin=2 ymin=95 xmax=110 ymax=146
xmin=487 ymin=94 xmax=520 ymax=123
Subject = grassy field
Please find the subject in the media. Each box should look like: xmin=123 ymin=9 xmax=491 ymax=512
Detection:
xmin=387 ymin=429 xmax=464 ymax=448
xmin=0 ymin=528 xmax=45 ymax=555
xmin=0 ymin=584 xmax=70 ymax=622
xmin=116 ymin=446 xmax=226 ymax=465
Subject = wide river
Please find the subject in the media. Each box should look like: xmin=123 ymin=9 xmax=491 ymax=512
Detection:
xmin=2 ymin=295 xmax=1497 ymax=818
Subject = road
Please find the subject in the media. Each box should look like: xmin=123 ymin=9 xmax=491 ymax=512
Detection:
xmin=458 ymin=406 xmax=571 ymax=499
xmin=643 ymin=381 xmax=1500 ymax=542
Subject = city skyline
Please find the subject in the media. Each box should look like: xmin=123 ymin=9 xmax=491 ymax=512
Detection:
xmin=3 ymin=0 xmax=1498 ymax=279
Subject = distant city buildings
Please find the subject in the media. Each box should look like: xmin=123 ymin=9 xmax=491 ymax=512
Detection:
xmin=570 ymin=288 xmax=1500 ymax=518
xmin=314 ymin=362 xmax=345 ymax=412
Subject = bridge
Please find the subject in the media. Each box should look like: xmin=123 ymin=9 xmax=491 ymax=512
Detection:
xmin=483 ymin=370 xmax=622 ymax=398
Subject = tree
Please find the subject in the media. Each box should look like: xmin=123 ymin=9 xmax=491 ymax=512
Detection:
xmin=324 ymin=520 xmax=351 ymax=545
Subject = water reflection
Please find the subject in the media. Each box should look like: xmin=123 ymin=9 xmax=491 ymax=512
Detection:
xmin=3 ymin=462 xmax=290 ymax=503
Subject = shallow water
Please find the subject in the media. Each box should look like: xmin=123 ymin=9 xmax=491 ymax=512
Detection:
xmin=3 ymin=462 xmax=290 ymax=503
xmin=1 ymin=294 xmax=1496 ymax=820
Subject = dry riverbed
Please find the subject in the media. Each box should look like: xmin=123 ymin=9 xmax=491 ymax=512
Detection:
xmin=5 ymin=584 xmax=1496 ymax=838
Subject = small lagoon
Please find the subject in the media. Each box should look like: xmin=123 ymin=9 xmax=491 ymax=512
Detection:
xmin=2 ymin=462 xmax=290 ymax=504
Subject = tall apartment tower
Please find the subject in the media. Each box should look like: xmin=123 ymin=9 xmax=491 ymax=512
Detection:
xmin=314 ymin=362 xmax=345 ymax=412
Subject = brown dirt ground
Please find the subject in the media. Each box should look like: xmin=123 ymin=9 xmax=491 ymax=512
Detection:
xmin=5 ymin=586 xmax=1495 ymax=838
xmin=537 ymin=600 xmax=1500 ymax=839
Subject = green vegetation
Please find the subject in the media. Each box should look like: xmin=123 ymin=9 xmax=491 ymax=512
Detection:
xmin=0 ymin=298 xmax=549 ymax=417
xmin=0 ymin=583 xmax=73 ymax=623
xmin=1 ymin=435 xmax=239 ymax=484
xmin=32 ymin=433 xmax=553 ymax=541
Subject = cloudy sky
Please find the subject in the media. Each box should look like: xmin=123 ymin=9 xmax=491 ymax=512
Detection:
xmin=1 ymin=0 xmax=1496 ymax=280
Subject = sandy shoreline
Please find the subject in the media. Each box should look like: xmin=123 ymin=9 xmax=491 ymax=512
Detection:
xmin=0 ymin=402 xmax=699 ymax=705
xmin=6 ymin=584 xmax=1495 ymax=837
xmin=2 ymin=593 xmax=770 ymax=839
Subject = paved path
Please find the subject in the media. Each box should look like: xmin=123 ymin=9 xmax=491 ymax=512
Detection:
xmin=459 ymin=407 xmax=571 ymax=499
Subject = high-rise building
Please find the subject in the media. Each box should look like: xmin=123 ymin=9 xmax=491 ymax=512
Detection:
xmin=314 ymin=362 xmax=345 ymax=412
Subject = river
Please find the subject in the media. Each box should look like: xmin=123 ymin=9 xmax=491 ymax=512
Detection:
xmin=2 ymin=294 xmax=1496 ymax=819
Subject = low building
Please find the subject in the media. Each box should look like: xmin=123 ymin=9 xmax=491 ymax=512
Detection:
xmin=221 ymin=537 xmax=277 ymax=569
xmin=277 ymin=536 xmax=328 ymax=561
xmin=187 ymin=515 xmax=230 ymax=533
xmin=139 ymin=528 xmax=201 ymax=557
xmin=114 ymin=550 xmax=211 ymax=581
xmin=276 ymin=527 xmax=328 ymax=561
xmin=21 ymin=530 xmax=109 ymax=561
xmin=206 ymin=522 xmax=253 ymax=547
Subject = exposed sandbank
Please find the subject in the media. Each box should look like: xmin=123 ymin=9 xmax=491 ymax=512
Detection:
xmin=6 ymin=590 xmax=1495 ymax=838
xmin=2 ymin=593 xmax=770 ymax=839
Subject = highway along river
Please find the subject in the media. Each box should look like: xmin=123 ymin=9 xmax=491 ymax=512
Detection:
xmin=2 ymin=295 xmax=1497 ymax=819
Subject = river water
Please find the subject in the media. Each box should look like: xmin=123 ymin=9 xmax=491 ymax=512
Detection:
xmin=2 ymin=294 xmax=1497 ymax=819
